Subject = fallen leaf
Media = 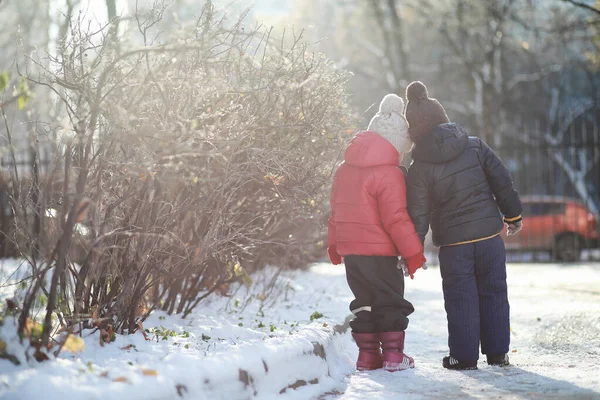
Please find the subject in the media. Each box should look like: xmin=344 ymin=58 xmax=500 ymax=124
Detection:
xmin=63 ymin=334 xmax=85 ymax=353
xmin=141 ymin=369 xmax=158 ymax=376
xmin=113 ymin=376 xmax=128 ymax=383
xmin=120 ymin=344 xmax=135 ymax=351
xmin=33 ymin=348 xmax=49 ymax=362
xmin=100 ymin=324 xmax=115 ymax=347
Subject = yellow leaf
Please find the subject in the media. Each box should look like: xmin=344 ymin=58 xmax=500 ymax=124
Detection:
xmin=233 ymin=262 xmax=243 ymax=277
xmin=63 ymin=334 xmax=85 ymax=353
xmin=113 ymin=376 xmax=128 ymax=383
xmin=0 ymin=72 xmax=10 ymax=92
xmin=17 ymin=96 xmax=26 ymax=110
xmin=232 ymin=262 xmax=252 ymax=288
xmin=0 ymin=339 xmax=6 ymax=352
xmin=141 ymin=369 xmax=158 ymax=376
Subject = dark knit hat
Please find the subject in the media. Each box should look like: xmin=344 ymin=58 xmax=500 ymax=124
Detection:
xmin=405 ymin=81 xmax=450 ymax=143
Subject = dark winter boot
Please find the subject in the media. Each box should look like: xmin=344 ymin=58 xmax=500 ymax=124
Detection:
xmin=380 ymin=331 xmax=415 ymax=371
xmin=352 ymin=332 xmax=383 ymax=371
xmin=442 ymin=356 xmax=477 ymax=370
xmin=487 ymin=353 xmax=510 ymax=366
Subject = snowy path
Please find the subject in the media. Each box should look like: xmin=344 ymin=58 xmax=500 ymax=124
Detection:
xmin=1 ymin=261 xmax=599 ymax=399
xmin=319 ymin=262 xmax=600 ymax=400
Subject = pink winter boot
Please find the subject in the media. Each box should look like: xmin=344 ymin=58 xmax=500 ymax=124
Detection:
xmin=351 ymin=332 xmax=384 ymax=371
xmin=380 ymin=331 xmax=415 ymax=371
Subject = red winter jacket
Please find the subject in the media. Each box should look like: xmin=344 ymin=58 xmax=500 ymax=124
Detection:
xmin=328 ymin=131 xmax=423 ymax=259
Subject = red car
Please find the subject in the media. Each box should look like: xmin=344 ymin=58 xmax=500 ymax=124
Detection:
xmin=502 ymin=196 xmax=598 ymax=261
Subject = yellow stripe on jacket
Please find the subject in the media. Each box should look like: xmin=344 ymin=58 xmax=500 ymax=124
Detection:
xmin=445 ymin=232 xmax=501 ymax=247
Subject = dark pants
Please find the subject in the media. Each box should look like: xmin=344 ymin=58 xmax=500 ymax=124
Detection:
xmin=344 ymin=255 xmax=414 ymax=333
xmin=438 ymin=235 xmax=510 ymax=361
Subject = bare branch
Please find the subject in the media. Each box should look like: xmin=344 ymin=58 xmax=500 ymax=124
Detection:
xmin=561 ymin=0 xmax=600 ymax=16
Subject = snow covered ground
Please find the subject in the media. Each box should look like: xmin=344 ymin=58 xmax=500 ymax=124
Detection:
xmin=322 ymin=262 xmax=600 ymax=400
xmin=1 ymin=260 xmax=599 ymax=399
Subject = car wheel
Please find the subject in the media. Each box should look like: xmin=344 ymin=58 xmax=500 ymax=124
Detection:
xmin=554 ymin=234 xmax=581 ymax=262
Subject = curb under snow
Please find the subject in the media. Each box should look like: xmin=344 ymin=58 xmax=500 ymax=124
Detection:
xmin=174 ymin=317 xmax=352 ymax=400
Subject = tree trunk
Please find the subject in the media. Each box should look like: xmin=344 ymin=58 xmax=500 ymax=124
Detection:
xmin=386 ymin=0 xmax=411 ymax=84
xmin=106 ymin=0 xmax=119 ymax=42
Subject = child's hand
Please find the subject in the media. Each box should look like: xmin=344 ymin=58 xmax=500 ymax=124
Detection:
xmin=507 ymin=220 xmax=523 ymax=236
xmin=404 ymin=253 xmax=427 ymax=279
xmin=399 ymin=259 xmax=410 ymax=277
xmin=327 ymin=246 xmax=342 ymax=265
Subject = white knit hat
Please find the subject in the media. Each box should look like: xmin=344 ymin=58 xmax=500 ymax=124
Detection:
xmin=367 ymin=94 xmax=413 ymax=154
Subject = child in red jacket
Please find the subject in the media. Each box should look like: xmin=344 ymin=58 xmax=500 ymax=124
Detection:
xmin=328 ymin=94 xmax=427 ymax=372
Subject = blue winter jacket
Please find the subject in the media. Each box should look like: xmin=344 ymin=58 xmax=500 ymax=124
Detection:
xmin=407 ymin=123 xmax=522 ymax=247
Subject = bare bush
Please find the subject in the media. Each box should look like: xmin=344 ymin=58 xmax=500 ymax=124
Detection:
xmin=3 ymin=1 xmax=355 ymax=361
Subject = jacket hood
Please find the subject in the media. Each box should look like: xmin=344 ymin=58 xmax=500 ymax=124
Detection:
xmin=411 ymin=123 xmax=469 ymax=164
xmin=344 ymin=131 xmax=400 ymax=168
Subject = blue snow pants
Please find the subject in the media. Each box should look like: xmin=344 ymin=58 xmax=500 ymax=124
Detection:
xmin=438 ymin=235 xmax=510 ymax=361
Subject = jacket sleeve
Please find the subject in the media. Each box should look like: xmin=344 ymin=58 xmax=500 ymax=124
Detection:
xmin=478 ymin=139 xmax=523 ymax=222
xmin=376 ymin=168 xmax=423 ymax=258
xmin=327 ymin=174 xmax=338 ymax=249
xmin=407 ymin=165 xmax=431 ymax=245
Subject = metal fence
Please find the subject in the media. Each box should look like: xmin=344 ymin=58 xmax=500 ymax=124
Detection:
xmin=493 ymin=117 xmax=600 ymax=263
xmin=422 ymin=114 xmax=600 ymax=264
